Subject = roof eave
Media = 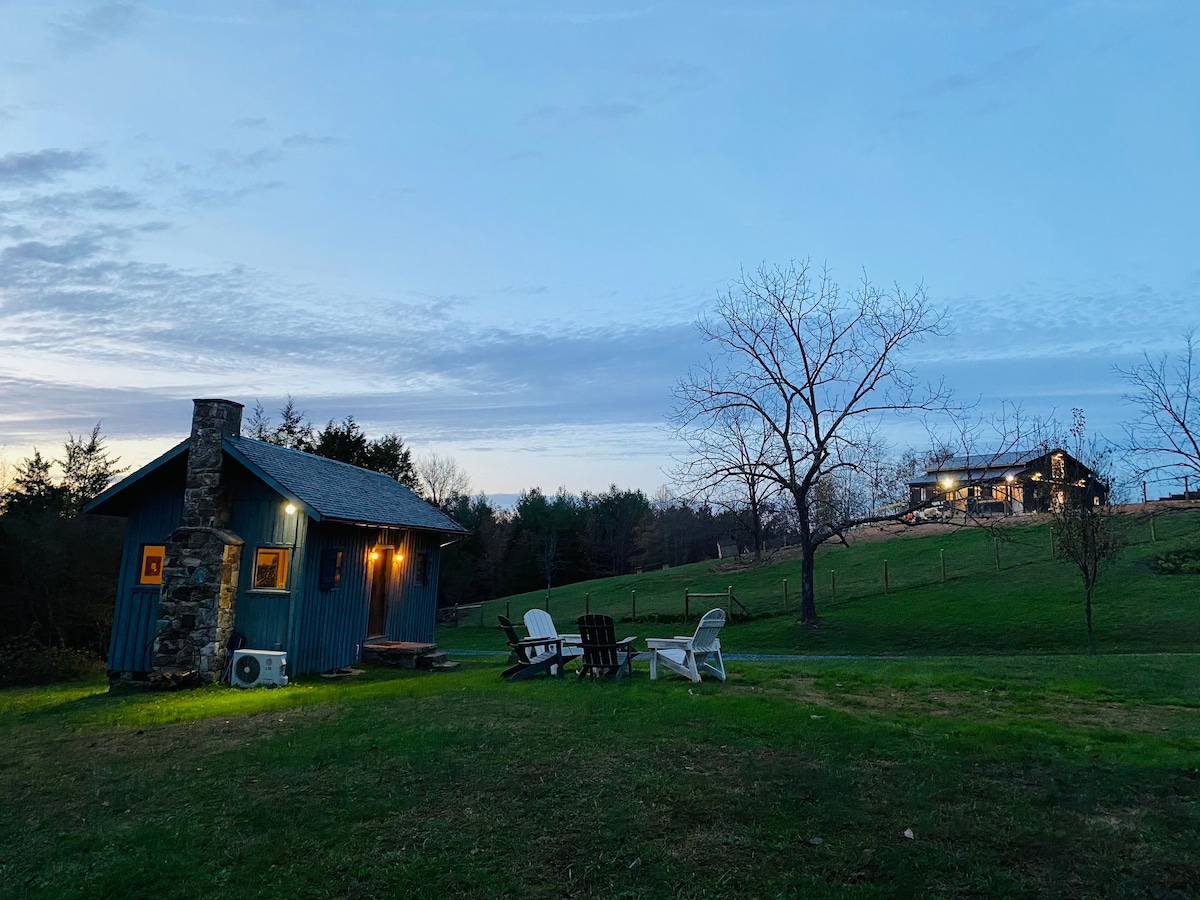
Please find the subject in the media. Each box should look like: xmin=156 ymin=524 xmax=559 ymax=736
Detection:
xmin=82 ymin=439 xmax=190 ymax=515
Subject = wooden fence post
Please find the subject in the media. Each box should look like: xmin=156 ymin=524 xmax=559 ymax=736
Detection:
xmin=1150 ymin=517 xmax=1158 ymax=543
xmin=940 ymin=549 xmax=946 ymax=583
xmin=830 ymin=570 xmax=836 ymax=604
xmin=883 ymin=560 xmax=889 ymax=594
xmin=782 ymin=579 xmax=788 ymax=612
xmin=1049 ymin=526 xmax=1055 ymax=558
xmin=994 ymin=537 xmax=1000 ymax=571
xmin=505 ymin=599 xmax=510 ymax=621
xmin=631 ymin=589 xmax=637 ymax=621
xmin=585 ymin=592 xmax=590 ymax=614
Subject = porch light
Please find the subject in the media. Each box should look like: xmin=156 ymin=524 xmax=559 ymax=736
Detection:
xmin=370 ymin=551 xmax=380 ymax=561
xmin=940 ymin=478 xmax=954 ymax=489
xmin=284 ymin=503 xmax=296 ymax=515
xmin=394 ymin=553 xmax=404 ymax=563
xmin=1005 ymin=475 xmax=1014 ymax=483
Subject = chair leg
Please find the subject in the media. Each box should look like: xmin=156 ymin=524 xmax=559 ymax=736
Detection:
xmin=649 ymin=650 xmax=658 ymax=680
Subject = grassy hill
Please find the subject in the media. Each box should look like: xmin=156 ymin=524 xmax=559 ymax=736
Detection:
xmin=2 ymin=507 xmax=1197 ymax=898
xmin=437 ymin=506 xmax=1200 ymax=657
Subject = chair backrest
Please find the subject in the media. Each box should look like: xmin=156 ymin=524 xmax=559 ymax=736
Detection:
xmin=523 ymin=608 xmax=560 ymax=641
xmin=576 ymin=614 xmax=621 ymax=668
xmin=497 ymin=615 xmax=522 ymax=646
xmin=691 ymin=608 xmax=726 ymax=652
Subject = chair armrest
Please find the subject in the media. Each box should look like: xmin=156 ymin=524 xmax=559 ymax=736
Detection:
xmin=646 ymin=637 xmax=690 ymax=650
xmin=617 ymin=636 xmax=638 ymax=648
xmin=510 ymin=637 xmax=562 ymax=650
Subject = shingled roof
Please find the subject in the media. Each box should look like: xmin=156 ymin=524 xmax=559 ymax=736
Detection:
xmin=225 ymin=437 xmax=467 ymax=533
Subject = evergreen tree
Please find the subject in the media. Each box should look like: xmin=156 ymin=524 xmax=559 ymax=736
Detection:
xmin=58 ymin=424 xmax=126 ymax=512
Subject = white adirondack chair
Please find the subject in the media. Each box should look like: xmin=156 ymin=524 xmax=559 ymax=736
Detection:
xmin=646 ymin=608 xmax=727 ymax=682
xmin=523 ymin=608 xmax=584 ymax=671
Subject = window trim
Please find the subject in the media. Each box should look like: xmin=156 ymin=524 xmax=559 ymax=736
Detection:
xmin=137 ymin=544 xmax=166 ymax=586
xmin=252 ymin=546 xmax=291 ymax=592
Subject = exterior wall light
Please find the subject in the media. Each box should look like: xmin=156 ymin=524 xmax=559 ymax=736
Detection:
xmin=370 ymin=551 xmax=380 ymax=561
xmin=284 ymin=503 xmax=297 ymax=515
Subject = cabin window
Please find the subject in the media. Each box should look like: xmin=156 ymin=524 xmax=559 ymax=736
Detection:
xmin=415 ymin=550 xmax=429 ymax=587
xmin=253 ymin=548 xmax=290 ymax=590
xmin=319 ymin=548 xmax=344 ymax=591
xmin=138 ymin=544 xmax=165 ymax=585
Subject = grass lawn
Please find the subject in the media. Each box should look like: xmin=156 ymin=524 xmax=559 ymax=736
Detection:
xmin=2 ymin=507 xmax=1198 ymax=898
xmin=2 ymin=655 xmax=1198 ymax=899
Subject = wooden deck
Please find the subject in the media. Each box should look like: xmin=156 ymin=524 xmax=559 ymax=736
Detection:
xmin=361 ymin=641 xmax=459 ymax=671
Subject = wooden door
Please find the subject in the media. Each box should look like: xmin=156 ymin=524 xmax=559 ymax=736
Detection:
xmin=367 ymin=548 xmax=392 ymax=637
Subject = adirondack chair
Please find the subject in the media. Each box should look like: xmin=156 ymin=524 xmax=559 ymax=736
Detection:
xmin=575 ymin=614 xmax=639 ymax=682
xmin=497 ymin=616 xmax=564 ymax=682
xmin=646 ymin=608 xmax=727 ymax=682
xmin=523 ymin=608 xmax=584 ymax=672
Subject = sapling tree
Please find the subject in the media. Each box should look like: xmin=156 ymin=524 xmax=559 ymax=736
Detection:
xmin=1050 ymin=423 xmax=1127 ymax=653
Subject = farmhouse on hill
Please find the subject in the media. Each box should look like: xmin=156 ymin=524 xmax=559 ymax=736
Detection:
xmin=908 ymin=448 xmax=1108 ymax=517
xmin=84 ymin=399 xmax=468 ymax=686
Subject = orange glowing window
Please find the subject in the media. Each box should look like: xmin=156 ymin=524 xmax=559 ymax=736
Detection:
xmin=253 ymin=548 xmax=290 ymax=590
xmin=138 ymin=545 xmax=165 ymax=585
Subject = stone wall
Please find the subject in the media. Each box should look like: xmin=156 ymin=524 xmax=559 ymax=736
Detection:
xmin=152 ymin=399 xmax=245 ymax=683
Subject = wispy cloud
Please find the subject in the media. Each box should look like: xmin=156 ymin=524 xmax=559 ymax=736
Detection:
xmin=52 ymin=3 xmax=139 ymax=54
xmin=232 ymin=117 xmax=268 ymax=129
xmin=925 ymin=44 xmax=1042 ymax=97
xmin=0 ymin=150 xmax=96 ymax=186
xmin=282 ymin=132 xmax=342 ymax=148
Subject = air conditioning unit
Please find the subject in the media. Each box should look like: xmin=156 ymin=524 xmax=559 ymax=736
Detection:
xmin=231 ymin=649 xmax=288 ymax=688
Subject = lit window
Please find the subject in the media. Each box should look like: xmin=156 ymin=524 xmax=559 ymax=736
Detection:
xmin=138 ymin=545 xmax=165 ymax=585
xmin=254 ymin=548 xmax=289 ymax=590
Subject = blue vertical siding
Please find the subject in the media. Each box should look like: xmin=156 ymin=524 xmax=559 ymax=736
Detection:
xmin=293 ymin=523 xmax=373 ymax=673
xmin=231 ymin=476 xmax=306 ymax=655
xmin=107 ymin=485 xmax=183 ymax=672
xmin=386 ymin=530 xmax=441 ymax=644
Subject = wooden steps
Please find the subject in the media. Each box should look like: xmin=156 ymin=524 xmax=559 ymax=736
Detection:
xmin=362 ymin=641 xmax=461 ymax=672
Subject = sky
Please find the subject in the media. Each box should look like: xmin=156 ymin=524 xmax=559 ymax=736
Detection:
xmin=1 ymin=0 xmax=1198 ymax=499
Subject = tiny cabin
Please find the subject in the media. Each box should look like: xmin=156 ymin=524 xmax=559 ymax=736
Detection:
xmin=85 ymin=399 xmax=468 ymax=685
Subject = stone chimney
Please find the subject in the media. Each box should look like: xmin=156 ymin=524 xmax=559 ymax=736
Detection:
xmin=154 ymin=400 xmax=245 ymax=683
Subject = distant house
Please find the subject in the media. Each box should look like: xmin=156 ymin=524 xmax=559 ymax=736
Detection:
xmin=907 ymin=449 xmax=1108 ymax=517
xmin=84 ymin=399 xmax=467 ymax=685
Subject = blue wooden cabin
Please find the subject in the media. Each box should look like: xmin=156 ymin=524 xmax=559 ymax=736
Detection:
xmin=85 ymin=400 xmax=468 ymax=680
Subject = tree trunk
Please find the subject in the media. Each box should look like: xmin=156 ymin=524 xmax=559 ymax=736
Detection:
xmin=800 ymin=542 xmax=818 ymax=623
xmin=1085 ymin=584 xmax=1095 ymax=655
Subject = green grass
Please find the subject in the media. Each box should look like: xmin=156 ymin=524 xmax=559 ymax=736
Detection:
xmin=439 ymin=508 xmax=1200 ymax=657
xmin=2 ymin=655 xmax=1198 ymax=899
xmin=2 ymin=508 xmax=1198 ymax=898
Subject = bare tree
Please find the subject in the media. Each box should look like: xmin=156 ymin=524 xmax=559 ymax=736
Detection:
xmin=1118 ymin=330 xmax=1200 ymax=494
xmin=673 ymin=405 xmax=781 ymax=561
xmin=416 ymin=451 xmax=471 ymax=508
xmin=1050 ymin=436 xmax=1127 ymax=653
xmin=674 ymin=260 xmax=953 ymax=623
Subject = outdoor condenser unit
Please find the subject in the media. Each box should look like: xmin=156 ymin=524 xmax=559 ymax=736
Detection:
xmin=231 ymin=649 xmax=289 ymax=688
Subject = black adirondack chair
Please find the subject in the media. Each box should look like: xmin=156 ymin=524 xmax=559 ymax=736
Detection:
xmin=497 ymin=615 xmax=564 ymax=682
xmin=575 ymin=614 xmax=639 ymax=681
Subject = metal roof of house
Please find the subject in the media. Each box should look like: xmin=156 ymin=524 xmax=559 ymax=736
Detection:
xmin=225 ymin=437 xmax=467 ymax=533
xmin=927 ymin=450 xmax=1042 ymax=473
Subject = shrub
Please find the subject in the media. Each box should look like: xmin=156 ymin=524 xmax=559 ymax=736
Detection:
xmin=0 ymin=632 xmax=101 ymax=688
xmin=1152 ymin=547 xmax=1200 ymax=575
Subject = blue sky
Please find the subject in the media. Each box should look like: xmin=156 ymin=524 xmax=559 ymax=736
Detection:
xmin=1 ymin=1 xmax=1197 ymax=497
